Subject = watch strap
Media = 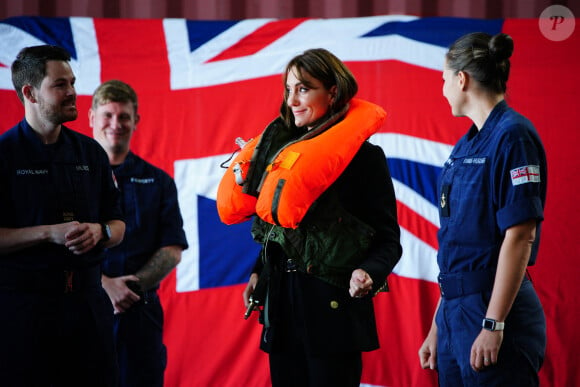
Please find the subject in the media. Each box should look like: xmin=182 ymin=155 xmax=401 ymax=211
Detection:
xmin=482 ymin=317 xmax=505 ymax=331
xmin=100 ymin=223 xmax=111 ymax=242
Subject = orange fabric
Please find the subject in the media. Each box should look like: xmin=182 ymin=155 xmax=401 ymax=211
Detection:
xmin=256 ymin=99 xmax=386 ymax=228
xmin=216 ymin=99 xmax=386 ymax=227
xmin=216 ymin=136 xmax=260 ymax=225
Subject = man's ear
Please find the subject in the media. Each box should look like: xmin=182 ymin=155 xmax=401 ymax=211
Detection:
xmin=23 ymin=85 xmax=36 ymax=103
xmin=88 ymin=109 xmax=94 ymax=127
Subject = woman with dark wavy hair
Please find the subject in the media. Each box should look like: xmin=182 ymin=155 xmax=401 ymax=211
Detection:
xmin=218 ymin=48 xmax=402 ymax=386
xmin=419 ymin=32 xmax=547 ymax=386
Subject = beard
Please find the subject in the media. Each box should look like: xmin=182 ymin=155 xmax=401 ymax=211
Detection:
xmin=38 ymin=97 xmax=78 ymax=124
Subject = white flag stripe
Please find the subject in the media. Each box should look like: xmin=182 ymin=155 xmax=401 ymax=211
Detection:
xmin=393 ymin=179 xmax=440 ymax=228
xmin=189 ymin=18 xmax=276 ymax=63
xmin=162 ymin=15 xmax=455 ymax=89
xmin=0 ymin=24 xmax=47 ymax=90
xmin=69 ymin=17 xmax=101 ymax=95
xmin=164 ymin=18 xmax=275 ymax=90
xmin=174 ymin=155 xmax=229 ymax=292
xmin=393 ymin=227 xmax=439 ymax=282
xmin=0 ymin=18 xmax=100 ymax=94
xmin=370 ymin=132 xmax=453 ymax=167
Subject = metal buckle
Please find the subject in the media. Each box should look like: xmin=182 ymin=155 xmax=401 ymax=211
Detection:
xmin=285 ymin=259 xmax=298 ymax=272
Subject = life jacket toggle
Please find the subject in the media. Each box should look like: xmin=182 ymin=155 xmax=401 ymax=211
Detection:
xmin=233 ymin=161 xmax=248 ymax=186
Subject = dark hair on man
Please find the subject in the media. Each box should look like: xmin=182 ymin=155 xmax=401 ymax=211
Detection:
xmin=11 ymin=44 xmax=72 ymax=103
xmin=91 ymin=79 xmax=139 ymax=114
xmin=446 ymin=32 xmax=514 ymax=94
xmin=280 ymin=48 xmax=358 ymax=128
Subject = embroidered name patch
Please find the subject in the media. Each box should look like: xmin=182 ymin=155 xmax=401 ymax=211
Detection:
xmin=16 ymin=169 xmax=48 ymax=175
xmin=510 ymin=165 xmax=540 ymax=186
xmin=130 ymin=177 xmax=155 ymax=184
xmin=463 ymin=157 xmax=486 ymax=164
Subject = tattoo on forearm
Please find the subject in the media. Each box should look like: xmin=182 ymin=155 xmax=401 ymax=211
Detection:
xmin=135 ymin=247 xmax=181 ymax=291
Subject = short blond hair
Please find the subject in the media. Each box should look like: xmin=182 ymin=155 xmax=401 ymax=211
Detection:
xmin=91 ymin=79 xmax=138 ymax=114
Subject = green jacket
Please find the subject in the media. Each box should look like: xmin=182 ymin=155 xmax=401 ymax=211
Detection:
xmin=246 ymin=111 xmax=383 ymax=290
xmin=251 ymin=187 xmax=377 ymax=290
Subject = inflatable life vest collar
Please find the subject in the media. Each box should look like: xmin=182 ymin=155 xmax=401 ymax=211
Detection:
xmin=216 ymin=98 xmax=387 ymax=227
xmin=255 ymin=98 xmax=386 ymax=228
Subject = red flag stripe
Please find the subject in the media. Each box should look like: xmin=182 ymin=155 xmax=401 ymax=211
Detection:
xmin=93 ymin=18 xmax=171 ymax=92
xmin=397 ymin=201 xmax=438 ymax=251
xmin=208 ymin=19 xmax=308 ymax=62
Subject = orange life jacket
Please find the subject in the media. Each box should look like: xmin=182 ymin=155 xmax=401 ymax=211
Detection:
xmin=216 ymin=98 xmax=386 ymax=228
xmin=216 ymin=136 xmax=260 ymax=225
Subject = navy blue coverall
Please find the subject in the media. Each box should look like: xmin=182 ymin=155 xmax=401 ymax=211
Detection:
xmin=435 ymin=101 xmax=547 ymax=386
xmin=102 ymin=151 xmax=188 ymax=387
xmin=0 ymin=120 xmax=123 ymax=387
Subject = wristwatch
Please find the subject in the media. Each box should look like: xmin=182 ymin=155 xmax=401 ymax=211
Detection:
xmin=100 ymin=222 xmax=111 ymax=242
xmin=482 ymin=318 xmax=505 ymax=331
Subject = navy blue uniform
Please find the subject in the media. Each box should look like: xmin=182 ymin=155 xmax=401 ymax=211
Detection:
xmin=436 ymin=101 xmax=547 ymax=386
xmin=0 ymin=120 xmax=123 ymax=386
xmin=101 ymin=152 xmax=188 ymax=387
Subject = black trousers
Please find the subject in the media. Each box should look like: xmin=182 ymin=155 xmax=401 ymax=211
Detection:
xmin=269 ymin=345 xmax=362 ymax=387
xmin=267 ymin=271 xmax=362 ymax=387
xmin=114 ymin=292 xmax=166 ymax=387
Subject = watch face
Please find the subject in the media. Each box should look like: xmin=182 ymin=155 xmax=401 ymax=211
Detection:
xmin=102 ymin=223 xmax=111 ymax=241
xmin=483 ymin=318 xmax=495 ymax=331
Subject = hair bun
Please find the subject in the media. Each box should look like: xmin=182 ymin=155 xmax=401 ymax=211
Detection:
xmin=489 ymin=33 xmax=514 ymax=61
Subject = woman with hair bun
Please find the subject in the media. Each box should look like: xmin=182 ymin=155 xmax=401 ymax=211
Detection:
xmin=418 ymin=32 xmax=547 ymax=386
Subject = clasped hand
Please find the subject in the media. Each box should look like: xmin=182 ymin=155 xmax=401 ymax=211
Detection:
xmin=349 ymin=269 xmax=373 ymax=298
xmin=54 ymin=221 xmax=101 ymax=255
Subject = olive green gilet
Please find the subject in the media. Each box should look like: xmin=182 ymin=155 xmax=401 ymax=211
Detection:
xmin=251 ymin=190 xmax=376 ymax=289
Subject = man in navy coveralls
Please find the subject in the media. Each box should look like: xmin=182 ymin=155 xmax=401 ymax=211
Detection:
xmin=90 ymin=79 xmax=188 ymax=387
xmin=0 ymin=45 xmax=125 ymax=386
